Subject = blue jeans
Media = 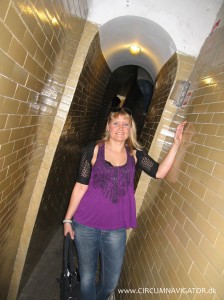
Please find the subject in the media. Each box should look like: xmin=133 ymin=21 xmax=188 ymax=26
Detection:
xmin=73 ymin=221 xmax=126 ymax=300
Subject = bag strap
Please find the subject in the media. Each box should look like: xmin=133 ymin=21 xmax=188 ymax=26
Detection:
xmin=63 ymin=233 xmax=76 ymax=274
xmin=68 ymin=235 xmax=76 ymax=273
xmin=63 ymin=234 xmax=70 ymax=274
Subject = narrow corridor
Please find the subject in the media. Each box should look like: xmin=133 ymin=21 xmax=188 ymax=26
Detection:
xmin=1 ymin=1 xmax=224 ymax=300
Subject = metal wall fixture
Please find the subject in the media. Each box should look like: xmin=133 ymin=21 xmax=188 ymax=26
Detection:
xmin=170 ymin=80 xmax=190 ymax=107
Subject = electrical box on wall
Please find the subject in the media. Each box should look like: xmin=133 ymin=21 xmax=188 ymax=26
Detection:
xmin=170 ymin=80 xmax=190 ymax=107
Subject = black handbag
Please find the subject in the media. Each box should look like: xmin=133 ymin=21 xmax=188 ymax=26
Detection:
xmin=60 ymin=233 xmax=80 ymax=300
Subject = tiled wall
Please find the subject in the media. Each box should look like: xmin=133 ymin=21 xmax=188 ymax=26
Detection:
xmin=134 ymin=53 xmax=195 ymax=214
xmin=0 ymin=1 xmax=90 ymax=299
xmin=140 ymin=54 xmax=178 ymax=149
xmin=1 ymin=1 xmax=223 ymax=299
xmin=19 ymin=31 xmax=112 ymax=294
xmin=117 ymin=4 xmax=224 ymax=299
xmin=132 ymin=54 xmax=178 ymax=212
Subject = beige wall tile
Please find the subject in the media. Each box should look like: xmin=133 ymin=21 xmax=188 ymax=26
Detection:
xmin=189 ymin=179 xmax=207 ymax=198
xmin=191 ymin=96 xmax=204 ymax=105
xmin=8 ymin=38 xmax=27 ymax=66
xmin=0 ymin=115 xmax=7 ymax=129
xmin=200 ymin=123 xmax=219 ymax=135
xmin=176 ymin=263 xmax=194 ymax=287
xmin=33 ymin=26 xmax=46 ymax=49
xmin=208 ymin=148 xmax=224 ymax=165
xmin=217 ymin=124 xmax=224 ymax=137
xmin=0 ymin=0 xmax=10 ymax=20
xmin=189 ymin=263 xmax=211 ymax=290
xmin=0 ymin=168 xmax=8 ymax=183
xmin=187 ymin=240 xmax=208 ymax=274
xmin=5 ymin=115 xmax=21 ymax=129
xmin=0 ymin=49 xmax=14 ymax=77
xmin=174 ymin=223 xmax=190 ymax=247
xmin=197 ymin=113 xmax=213 ymax=123
xmin=0 ymin=176 xmax=11 ymax=192
xmin=0 ymin=77 xmax=17 ymax=98
xmin=204 ymin=93 xmax=220 ymax=103
xmin=172 ymin=205 xmax=187 ymax=226
xmin=5 ymin=6 xmax=26 ymax=40
xmin=212 ymin=163 xmax=224 ymax=182
xmin=184 ymin=152 xmax=198 ymax=165
xmin=22 ymin=31 xmax=38 ymax=56
xmin=196 ymin=157 xmax=215 ymax=174
xmin=208 ymin=101 xmax=224 ymax=112
xmin=200 ymin=237 xmax=224 ymax=275
xmin=204 ymin=135 xmax=224 ymax=151
xmin=14 ymin=86 xmax=30 ymax=102
xmin=211 ymin=112 xmax=224 ymax=124
xmin=11 ymin=64 xmax=28 ymax=86
xmin=193 ymin=103 xmax=209 ymax=113
xmin=184 ymin=219 xmax=202 ymax=246
xmin=0 ymin=142 xmax=14 ymax=159
xmin=0 ymin=129 xmax=11 ymax=144
xmin=0 ymin=158 xmax=4 ymax=172
xmin=191 ymin=195 xmax=211 ymax=219
xmin=195 ymin=214 xmax=218 ymax=244
xmin=204 ymin=264 xmax=224 ymax=297
xmin=214 ymin=233 xmax=224 ymax=257
xmin=193 ymin=145 xmax=210 ymax=158
xmin=181 ymin=199 xmax=197 ymax=221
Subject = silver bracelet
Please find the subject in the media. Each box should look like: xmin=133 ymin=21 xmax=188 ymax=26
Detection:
xmin=63 ymin=219 xmax=72 ymax=224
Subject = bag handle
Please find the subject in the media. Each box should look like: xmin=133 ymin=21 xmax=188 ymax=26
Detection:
xmin=63 ymin=233 xmax=76 ymax=274
xmin=63 ymin=234 xmax=70 ymax=274
xmin=68 ymin=235 xmax=76 ymax=273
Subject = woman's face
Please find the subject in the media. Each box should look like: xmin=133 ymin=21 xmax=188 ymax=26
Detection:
xmin=107 ymin=114 xmax=131 ymax=142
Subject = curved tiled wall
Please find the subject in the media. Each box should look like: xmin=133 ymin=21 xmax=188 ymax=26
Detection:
xmin=117 ymin=6 xmax=224 ymax=298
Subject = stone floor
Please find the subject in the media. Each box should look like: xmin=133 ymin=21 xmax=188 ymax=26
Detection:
xmin=18 ymin=228 xmax=64 ymax=300
xmin=18 ymin=228 xmax=115 ymax=300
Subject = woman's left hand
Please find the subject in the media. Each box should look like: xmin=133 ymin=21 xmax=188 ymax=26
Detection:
xmin=173 ymin=121 xmax=187 ymax=147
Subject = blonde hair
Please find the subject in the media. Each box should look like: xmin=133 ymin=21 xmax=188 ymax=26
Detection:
xmin=102 ymin=109 xmax=142 ymax=154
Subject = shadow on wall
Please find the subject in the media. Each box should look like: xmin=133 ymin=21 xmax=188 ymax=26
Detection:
xmin=18 ymin=138 xmax=83 ymax=294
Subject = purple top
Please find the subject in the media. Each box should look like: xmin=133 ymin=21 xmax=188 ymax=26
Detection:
xmin=74 ymin=143 xmax=136 ymax=230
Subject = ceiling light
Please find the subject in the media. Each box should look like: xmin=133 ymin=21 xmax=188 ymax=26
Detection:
xmin=129 ymin=45 xmax=141 ymax=55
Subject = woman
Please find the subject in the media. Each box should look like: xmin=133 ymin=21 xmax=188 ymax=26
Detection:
xmin=63 ymin=107 xmax=186 ymax=300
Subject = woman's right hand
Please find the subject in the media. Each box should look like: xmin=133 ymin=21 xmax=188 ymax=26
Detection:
xmin=64 ymin=223 xmax=75 ymax=240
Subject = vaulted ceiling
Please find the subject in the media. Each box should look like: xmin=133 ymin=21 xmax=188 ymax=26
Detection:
xmin=99 ymin=16 xmax=176 ymax=80
xmin=87 ymin=0 xmax=223 ymax=78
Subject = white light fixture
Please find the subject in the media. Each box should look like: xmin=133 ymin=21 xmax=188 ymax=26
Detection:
xmin=129 ymin=45 xmax=141 ymax=55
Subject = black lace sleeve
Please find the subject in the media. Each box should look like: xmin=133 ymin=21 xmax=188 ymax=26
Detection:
xmin=76 ymin=142 xmax=96 ymax=185
xmin=136 ymin=149 xmax=159 ymax=178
